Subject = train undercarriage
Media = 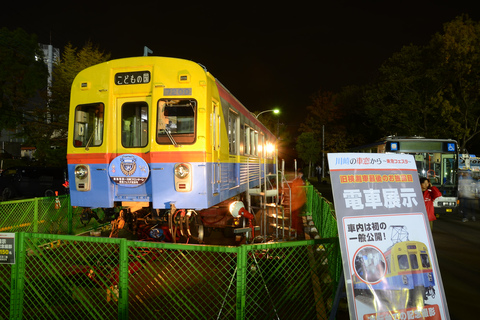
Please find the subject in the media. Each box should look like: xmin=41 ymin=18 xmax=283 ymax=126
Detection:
xmin=79 ymin=196 xmax=255 ymax=245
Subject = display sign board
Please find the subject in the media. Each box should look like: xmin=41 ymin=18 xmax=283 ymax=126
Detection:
xmin=0 ymin=233 xmax=15 ymax=264
xmin=328 ymin=153 xmax=449 ymax=320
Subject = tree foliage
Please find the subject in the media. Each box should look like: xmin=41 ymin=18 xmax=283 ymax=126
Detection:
xmin=296 ymin=131 xmax=322 ymax=174
xmin=23 ymin=42 xmax=110 ymax=165
xmin=299 ymin=89 xmax=351 ymax=154
xmin=0 ymin=28 xmax=48 ymax=132
xmin=362 ymin=15 xmax=480 ymax=153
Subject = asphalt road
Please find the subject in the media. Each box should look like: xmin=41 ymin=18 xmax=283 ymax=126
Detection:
xmin=311 ymin=180 xmax=480 ymax=320
xmin=432 ymin=209 xmax=480 ymax=319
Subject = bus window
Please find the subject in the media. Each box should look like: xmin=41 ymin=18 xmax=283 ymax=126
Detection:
xmin=416 ymin=153 xmax=441 ymax=184
xmin=122 ymin=102 xmax=148 ymax=148
xmin=157 ymin=99 xmax=196 ymax=144
xmin=74 ymin=103 xmax=104 ymax=148
xmin=397 ymin=255 xmax=409 ymax=270
xmin=443 ymin=155 xmax=456 ymax=185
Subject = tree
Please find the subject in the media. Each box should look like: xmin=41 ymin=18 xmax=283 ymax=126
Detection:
xmin=299 ymin=89 xmax=351 ymax=156
xmin=0 ymin=28 xmax=48 ymax=132
xmin=23 ymin=42 xmax=110 ymax=165
xmin=363 ymin=43 xmax=445 ymax=138
xmin=295 ymin=132 xmax=322 ymax=178
xmin=363 ymin=15 xmax=480 ymax=153
xmin=431 ymin=15 xmax=480 ymax=152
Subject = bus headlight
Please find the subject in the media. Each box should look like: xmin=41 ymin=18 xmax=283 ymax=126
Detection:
xmin=74 ymin=164 xmax=91 ymax=191
xmin=174 ymin=163 xmax=192 ymax=192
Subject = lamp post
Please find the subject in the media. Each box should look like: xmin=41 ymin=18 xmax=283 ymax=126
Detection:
xmin=254 ymin=109 xmax=280 ymax=119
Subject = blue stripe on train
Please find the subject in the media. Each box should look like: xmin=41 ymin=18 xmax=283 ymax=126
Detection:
xmin=69 ymin=162 xmax=275 ymax=209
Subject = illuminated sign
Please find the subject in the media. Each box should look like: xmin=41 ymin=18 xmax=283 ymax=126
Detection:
xmin=0 ymin=233 xmax=15 ymax=264
xmin=115 ymin=71 xmax=151 ymax=85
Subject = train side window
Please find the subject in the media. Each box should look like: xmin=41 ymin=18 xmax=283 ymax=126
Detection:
xmin=228 ymin=110 xmax=239 ymax=155
xmin=250 ymin=130 xmax=258 ymax=156
xmin=245 ymin=126 xmax=251 ymax=155
xmin=409 ymin=254 xmax=419 ymax=270
xmin=122 ymin=102 xmax=148 ymax=148
xmin=397 ymin=255 xmax=409 ymax=270
xmin=73 ymin=103 xmax=104 ymax=148
xmin=157 ymin=99 xmax=196 ymax=145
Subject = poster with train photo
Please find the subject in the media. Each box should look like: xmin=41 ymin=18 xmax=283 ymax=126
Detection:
xmin=328 ymin=153 xmax=450 ymax=320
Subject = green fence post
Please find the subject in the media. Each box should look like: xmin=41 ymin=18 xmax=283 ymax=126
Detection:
xmin=10 ymin=232 xmax=26 ymax=320
xmin=67 ymin=195 xmax=73 ymax=235
xmin=33 ymin=199 xmax=39 ymax=233
xmin=235 ymin=245 xmax=247 ymax=320
xmin=305 ymin=184 xmax=313 ymax=215
xmin=118 ymin=238 xmax=129 ymax=320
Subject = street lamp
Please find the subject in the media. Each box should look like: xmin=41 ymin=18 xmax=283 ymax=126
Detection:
xmin=254 ymin=109 xmax=280 ymax=119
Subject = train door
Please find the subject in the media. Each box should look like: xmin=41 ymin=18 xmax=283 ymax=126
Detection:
xmin=114 ymin=97 xmax=151 ymax=200
xmin=212 ymin=101 xmax=220 ymax=195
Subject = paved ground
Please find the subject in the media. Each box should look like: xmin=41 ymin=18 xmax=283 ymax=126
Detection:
xmin=311 ymin=179 xmax=480 ymax=320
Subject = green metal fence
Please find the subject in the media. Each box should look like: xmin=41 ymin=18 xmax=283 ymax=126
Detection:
xmin=304 ymin=183 xmax=338 ymax=239
xmin=0 ymin=196 xmax=109 ymax=235
xmin=2 ymin=233 xmax=340 ymax=320
xmin=0 ymin=184 xmax=341 ymax=320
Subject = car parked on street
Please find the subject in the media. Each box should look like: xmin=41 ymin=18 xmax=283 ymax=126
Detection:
xmin=0 ymin=166 xmax=67 ymax=201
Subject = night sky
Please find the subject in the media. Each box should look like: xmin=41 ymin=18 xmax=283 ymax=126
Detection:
xmin=2 ymin=1 xmax=479 ymax=125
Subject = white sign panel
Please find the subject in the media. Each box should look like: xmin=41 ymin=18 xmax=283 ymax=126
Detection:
xmin=328 ymin=153 xmax=449 ymax=320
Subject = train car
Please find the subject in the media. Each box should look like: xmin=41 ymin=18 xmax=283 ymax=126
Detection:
xmin=353 ymin=240 xmax=436 ymax=307
xmin=67 ymin=56 xmax=277 ymax=242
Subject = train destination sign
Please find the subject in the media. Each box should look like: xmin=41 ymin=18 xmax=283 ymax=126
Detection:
xmin=115 ymin=71 xmax=151 ymax=85
xmin=0 ymin=233 xmax=15 ymax=265
xmin=328 ymin=153 xmax=450 ymax=320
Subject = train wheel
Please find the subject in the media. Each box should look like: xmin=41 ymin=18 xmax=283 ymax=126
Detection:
xmin=188 ymin=216 xmax=204 ymax=243
xmin=1 ymin=187 xmax=13 ymax=201
xmin=80 ymin=208 xmax=92 ymax=226
xmin=44 ymin=189 xmax=55 ymax=197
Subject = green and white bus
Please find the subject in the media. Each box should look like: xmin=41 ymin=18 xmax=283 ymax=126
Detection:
xmin=351 ymin=136 xmax=458 ymax=214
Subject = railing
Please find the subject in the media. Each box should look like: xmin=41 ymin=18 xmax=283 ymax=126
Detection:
xmin=2 ymin=233 xmax=340 ymax=320
xmin=0 ymin=195 xmax=105 ymax=235
xmin=0 ymin=185 xmax=340 ymax=320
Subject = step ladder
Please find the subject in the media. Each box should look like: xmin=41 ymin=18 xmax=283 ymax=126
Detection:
xmin=247 ymin=157 xmax=298 ymax=241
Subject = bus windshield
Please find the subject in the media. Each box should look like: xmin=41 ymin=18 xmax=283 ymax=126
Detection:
xmin=415 ymin=152 xmax=457 ymax=196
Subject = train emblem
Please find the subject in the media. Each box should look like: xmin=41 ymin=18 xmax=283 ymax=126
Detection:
xmin=109 ymin=154 xmax=149 ymax=187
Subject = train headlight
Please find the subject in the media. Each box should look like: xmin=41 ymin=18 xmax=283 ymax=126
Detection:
xmin=174 ymin=164 xmax=190 ymax=179
xmin=174 ymin=163 xmax=192 ymax=192
xmin=74 ymin=164 xmax=91 ymax=191
xmin=75 ymin=165 xmax=89 ymax=179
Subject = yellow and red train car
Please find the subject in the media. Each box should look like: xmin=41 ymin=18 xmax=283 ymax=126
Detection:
xmin=67 ymin=56 xmax=277 ymax=241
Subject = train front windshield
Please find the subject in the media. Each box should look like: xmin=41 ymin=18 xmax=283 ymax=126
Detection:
xmin=157 ymin=99 xmax=196 ymax=145
xmin=414 ymin=152 xmax=457 ymax=196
